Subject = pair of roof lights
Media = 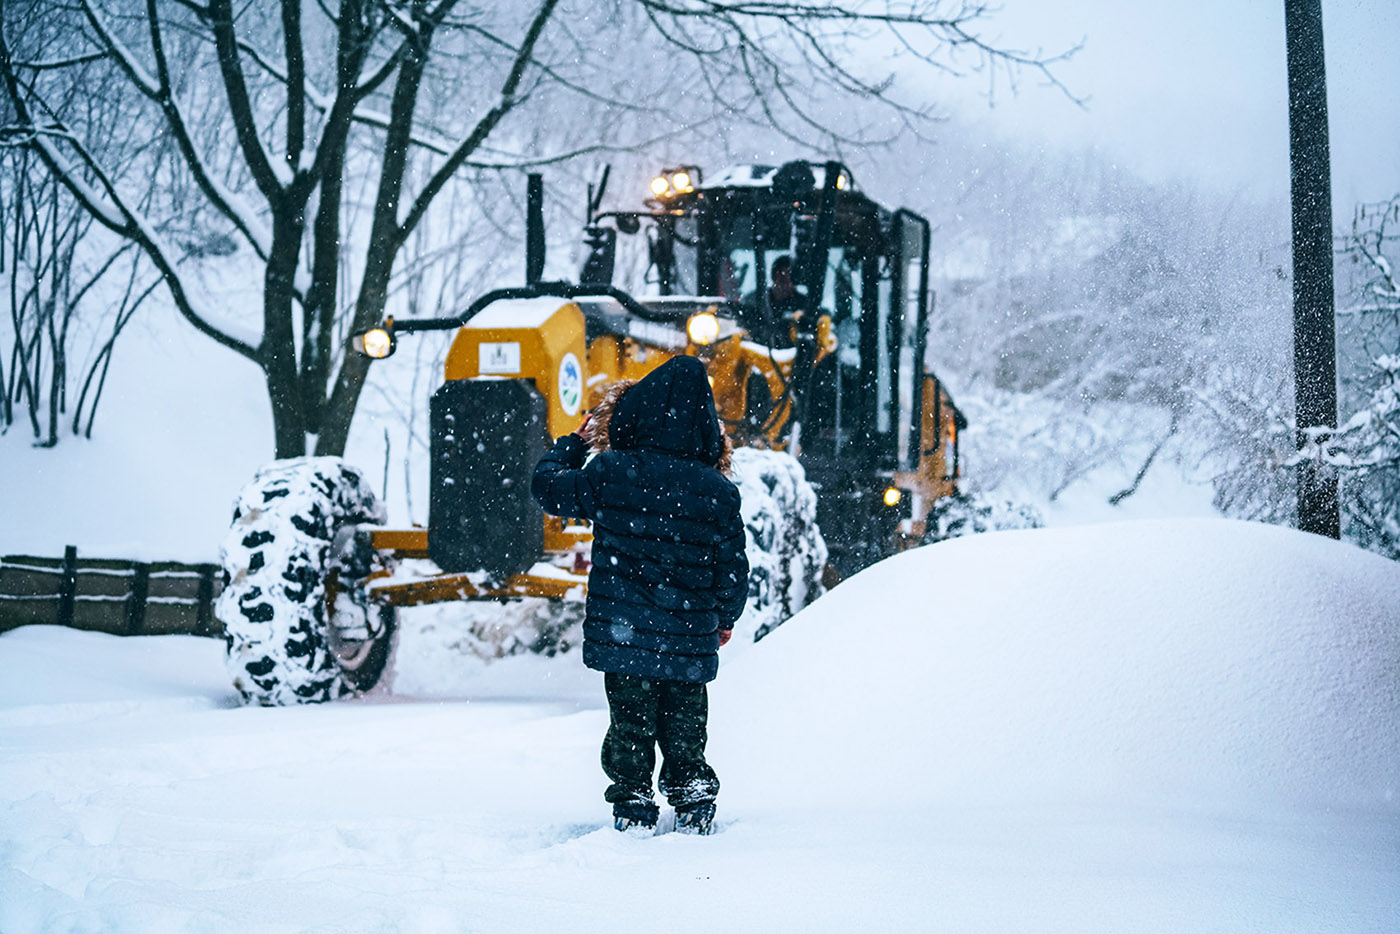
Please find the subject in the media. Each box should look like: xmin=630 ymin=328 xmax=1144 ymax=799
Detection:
xmin=650 ymin=168 xmax=697 ymax=199
xmin=652 ymin=164 xmax=850 ymax=200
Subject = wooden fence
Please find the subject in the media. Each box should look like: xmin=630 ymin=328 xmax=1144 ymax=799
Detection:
xmin=0 ymin=546 xmax=224 ymax=638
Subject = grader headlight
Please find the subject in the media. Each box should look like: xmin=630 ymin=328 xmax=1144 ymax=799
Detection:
xmin=686 ymin=311 xmax=720 ymax=345
xmin=671 ymin=170 xmax=694 ymax=193
xmin=883 ymin=486 xmax=903 ymax=508
xmin=353 ymin=326 xmax=397 ymax=359
xmin=650 ymin=175 xmax=671 ymax=197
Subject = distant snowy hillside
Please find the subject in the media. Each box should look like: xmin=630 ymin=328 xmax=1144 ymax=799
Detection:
xmin=3 ymin=518 xmax=1396 ymax=932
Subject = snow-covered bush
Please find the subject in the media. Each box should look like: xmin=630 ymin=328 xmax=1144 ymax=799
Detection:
xmin=411 ymin=595 xmax=586 ymax=663
xmin=1192 ymin=367 xmax=1297 ymax=527
xmin=954 ymin=387 xmax=1190 ymax=508
xmin=1195 ymin=355 xmax=1400 ymax=562
xmin=922 ymin=489 xmax=1043 ymax=543
xmin=1247 ymin=198 xmax=1400 ymax=560
xmin=1331 ymin=198 xmax=1400 ymax=559
xmin=1329 ymin=355 xmax=1400 ymax=559
xmin=729 ymin=448 xmax=827 ymax=643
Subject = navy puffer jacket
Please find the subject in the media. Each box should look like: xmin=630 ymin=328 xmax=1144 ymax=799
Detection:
xmin=532 ymin=356 xmax=748 ymax=683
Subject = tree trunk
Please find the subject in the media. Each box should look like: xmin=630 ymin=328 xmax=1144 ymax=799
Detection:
xmin=314 ymin=343 xmax=372 ymax=457
xmin=311 ymin=39 xmax=432 ymax=457
xmin=299 ymin=170 xmax=344 ymax=437
xmin=263 ymin=206 xmax=309 ymax=457
xmin=313 ymin=248 xmax=394 ymax=457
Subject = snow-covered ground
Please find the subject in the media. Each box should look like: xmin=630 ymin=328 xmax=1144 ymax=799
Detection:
xmin=2 ymin=518 xmax=1397 ymax=933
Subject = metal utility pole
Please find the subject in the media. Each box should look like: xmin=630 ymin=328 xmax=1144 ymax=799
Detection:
xmin=1285 ymin=0 xmax=1340 ymax=538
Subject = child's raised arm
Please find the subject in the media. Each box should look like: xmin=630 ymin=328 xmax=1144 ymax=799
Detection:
xmin=531 ymin=432 xmax=599 ymax=520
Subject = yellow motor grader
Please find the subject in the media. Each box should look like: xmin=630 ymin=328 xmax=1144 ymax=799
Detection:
xmin=215 ymin=160 xmax=965 ymax=705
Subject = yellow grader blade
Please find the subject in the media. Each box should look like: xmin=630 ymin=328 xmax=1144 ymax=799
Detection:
xmin=364 ymin=528 xmax=588 ymax=606
xmin=365 ymin=566 xmax=588 ymax=607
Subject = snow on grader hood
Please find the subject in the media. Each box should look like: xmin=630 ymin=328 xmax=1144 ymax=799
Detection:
xmin=216 ymin=161 xmax=967 ymax=704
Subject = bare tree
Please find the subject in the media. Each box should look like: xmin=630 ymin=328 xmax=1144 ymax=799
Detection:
xmin=1 ymin=120 xmax=153 ymax=445
xmin=895 ymin=117 xmax=1305 ymax=522
xmin=0 ymin=0 xmax=1073 ymax=458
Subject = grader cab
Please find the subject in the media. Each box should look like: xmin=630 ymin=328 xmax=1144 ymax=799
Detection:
xmin=215 ymin=159 xmax=965 ymax=705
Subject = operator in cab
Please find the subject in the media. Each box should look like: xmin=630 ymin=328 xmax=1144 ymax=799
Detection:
xmin=740 ymin=254 xmax=806 ymax=347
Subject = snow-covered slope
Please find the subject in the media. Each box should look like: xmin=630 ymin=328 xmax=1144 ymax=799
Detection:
xmin=0 ymin=302 xmax=273 ymax=562
xmin=3 ymin=518 xmax=1397 ymax=933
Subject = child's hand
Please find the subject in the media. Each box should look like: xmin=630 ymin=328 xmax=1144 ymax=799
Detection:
xmin=717 ymin=628 xmax=732 ymax=647
xmin=574 ymin=412 xmax=593 ymax=439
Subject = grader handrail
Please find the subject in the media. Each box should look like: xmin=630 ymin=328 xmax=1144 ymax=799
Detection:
xmin=379 ymin=282 xmax=701 ymax=338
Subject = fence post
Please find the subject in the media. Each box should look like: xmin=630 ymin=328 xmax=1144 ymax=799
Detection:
xmin=196 ymin=564 xmax=217 ymax=637
xmin=126 ymin=563 xmax=150 ymax=635
xmin=57 ymin=545 xmax=78 ymax=629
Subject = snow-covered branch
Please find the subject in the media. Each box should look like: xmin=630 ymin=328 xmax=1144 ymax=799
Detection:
xmin=396 ymin=0 xmax=560 ymax=245
xmin=13 ymin=49 xmax=109 ymax=71
xmin=6 ymin=116 xmax=260 ymax=359
xmin=77 ymin=0 xmax=160 ymax=94
xmin=40 ymin=2 xmax=285 ymax=267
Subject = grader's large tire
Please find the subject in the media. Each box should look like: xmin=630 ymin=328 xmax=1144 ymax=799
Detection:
xmin=730 ymin=448 xmax=828 ymax=642
xmin=215 ymin=457 xmax=396 ymax=705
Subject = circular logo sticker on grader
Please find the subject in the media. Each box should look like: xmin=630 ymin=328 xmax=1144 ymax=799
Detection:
xmin=558 ymin=353 xmax=583 ymax=415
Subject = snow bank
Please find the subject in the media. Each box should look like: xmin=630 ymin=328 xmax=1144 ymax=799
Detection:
xmin=0 ymin=628 xmax=230 ymax=713
xmin=716 ymin=517 xmax=1400 ymax=811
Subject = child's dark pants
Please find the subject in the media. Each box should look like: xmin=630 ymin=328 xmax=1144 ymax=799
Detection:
xmin=602 ymin=672 xmax=720 ymax=815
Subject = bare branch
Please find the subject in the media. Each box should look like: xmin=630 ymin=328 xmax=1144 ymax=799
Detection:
xmin=78 ymin=0 xmax=160 ymax=95
xmin=14 ymin=50 xmax=110 ymax=71
xmin=132 ymin=0 xmax=273 ymax=261
xmin=397 ymin=0 xmax=561 ymax=245
xmin=635 ymin=0 xmax=1085 ymax=133
xmin=460 ymin=121 xmax=730 ymax=170
xmin=282 ymin=0 xmax=306 ymax=168
xmin=207 ymin=0 xmax=288 ymax=199
xmin=0 ymin=22 xmax=258 ymax=359
xmin=7 ymin=119 xmax=258 ymax=359
xmin=450 ymin=20 xmax=660 ymax=112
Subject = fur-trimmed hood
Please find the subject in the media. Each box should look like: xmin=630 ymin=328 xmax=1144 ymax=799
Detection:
xmin=584 ymin=357 xmax=733 ymax=475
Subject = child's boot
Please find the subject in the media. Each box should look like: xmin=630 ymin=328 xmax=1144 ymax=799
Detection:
xmin=612 ymin=797 xmax=659 ymax=833
xmin=674 ymin=801 xmax=716 ymax=835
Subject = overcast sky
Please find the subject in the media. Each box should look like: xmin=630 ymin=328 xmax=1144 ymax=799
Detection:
xmin=934 ymin=0 xmax=1399 ymax=211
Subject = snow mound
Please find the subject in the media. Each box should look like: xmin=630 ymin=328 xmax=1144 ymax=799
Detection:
xmin=716 ymin=518 xmax=1400 ymax=811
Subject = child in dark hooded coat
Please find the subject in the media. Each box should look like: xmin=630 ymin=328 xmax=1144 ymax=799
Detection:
xmin=532 ymin=355 xmax=748 ymax=833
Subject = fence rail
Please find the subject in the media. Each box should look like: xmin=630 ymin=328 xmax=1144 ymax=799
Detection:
xmin=0 ymin=546 xmax=224 ymax=638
